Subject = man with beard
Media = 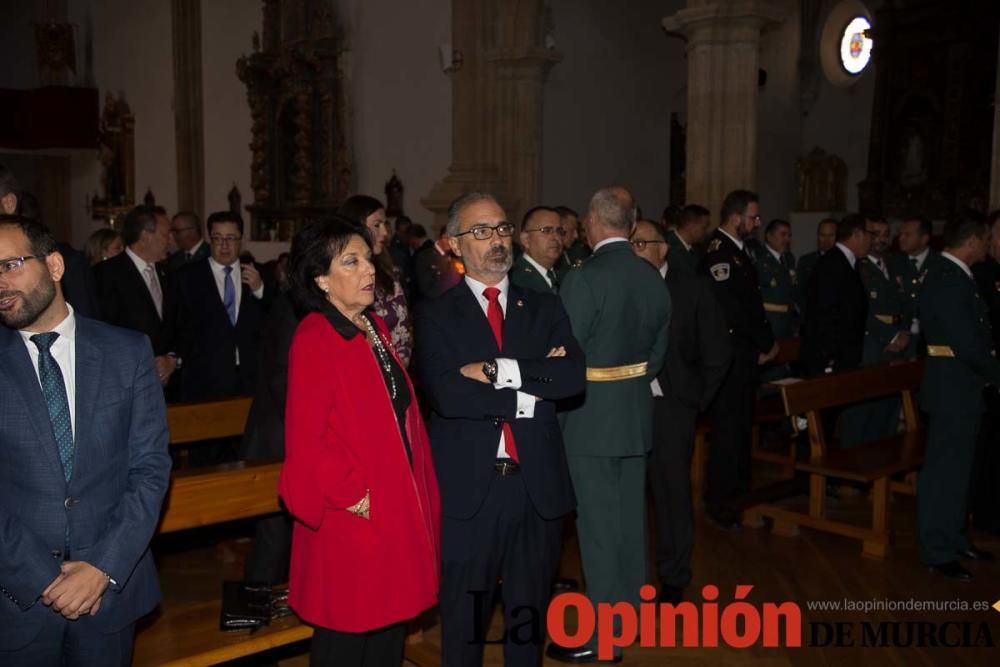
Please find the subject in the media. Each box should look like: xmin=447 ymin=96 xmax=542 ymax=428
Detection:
xmin=415 ymin=193 xmax=584 ymax=666
xmin=0 ymin=214 xmax=170 ymax=665
xmin=511 ymin=206 xmax=565 ymax=294
xmin=839 ymin=217 xmax=911 ymax=448
xmin=550 ymin=188 xmax=670 ymax=664
xmin=699 ymin=190 xmax=777 ymax=528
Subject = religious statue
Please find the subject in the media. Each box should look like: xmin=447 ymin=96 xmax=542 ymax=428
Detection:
xmin=384 ymin=170 xmax=404 ymax=217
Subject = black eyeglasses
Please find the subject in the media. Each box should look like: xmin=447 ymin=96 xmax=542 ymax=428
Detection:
xmin=630 ymin=239 xmax=666 ymax=251
xmin=0 ymin=255 xmax=41 ymax=275
xmin=210 ymin=235 xmax=242 ymax=246
xmin=524 ymin=226 xmax=566 ymax=237
xmin=453 ymin=223 xmax=515 ymax=241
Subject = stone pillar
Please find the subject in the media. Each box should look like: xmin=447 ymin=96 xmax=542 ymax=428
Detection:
xmin=171 ymin=0 xmax=205 ymax=218
xmin=423 ymin=0 xmax=557 ymax=229
xmin=990 ymin=37 xmax=1000 ymax=211
xmin=663 ymin=1 xmax=783 ymax=214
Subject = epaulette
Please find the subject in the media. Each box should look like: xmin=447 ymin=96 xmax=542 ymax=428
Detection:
xmin=707 ymin=238 xmax=722 ymax=253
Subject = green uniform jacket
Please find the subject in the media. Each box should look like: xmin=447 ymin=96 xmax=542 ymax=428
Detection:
xmin=919 ymin=253 xmax=1000 ymax=416
xmin=887 ymin=250 xmax=936 ymax=330
xmin=749 ymin=244 xmax=798 ymax=337
xmin=510 ymin=255 xmax=557 ymax=294
xmin=858 ymin=257 xmax=910 ymax=365
xmin=665 ymin=229 xmax=700 ymax=280
xmin=559 ymin=241 xmax=671 ymax=457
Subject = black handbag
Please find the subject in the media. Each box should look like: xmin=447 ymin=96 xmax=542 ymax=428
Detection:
xmin=219 ymin=581 xmax=274 ymax=631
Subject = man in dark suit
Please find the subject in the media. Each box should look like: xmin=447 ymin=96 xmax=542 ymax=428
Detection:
xmin=631 ymin=218 xmax=731 ymax=604
xmin=800 ymin=214 xmax=871 ymax=376
xmin=699 ymin=190 xmax=777 ymax=527
xmin=795 ymin=218 xmax=838 ymax=311
xmin=175 ymin=211 xmax=269 ymax=402
xmin=971 ymin=210 xmax=1000 ymax=536
xmin=0 ymin=214 xmax=171 ymax=665
xmin=94 ymin=205 xmax=180 ymax=389
xmin=917 ymin=215 xmax=999 ymax=580
xmin=165 ymin=211 xmax=209 ymax=274
xmin=415 ymin=192 xmax=585 ymax=667
xmin=510 ymin=206 xmax=563 ymax=294
xmin=552 ymin=190 xmax=671 ymax=664
xmin=665 ymin=204 xmax=710 ymax=279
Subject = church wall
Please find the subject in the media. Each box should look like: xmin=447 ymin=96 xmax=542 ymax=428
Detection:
xmin=542 ymin=0 xmax=687 ymax=219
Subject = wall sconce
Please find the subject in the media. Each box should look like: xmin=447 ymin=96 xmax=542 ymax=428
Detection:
xmin=439 ymin=44 xmax=464 ymax=73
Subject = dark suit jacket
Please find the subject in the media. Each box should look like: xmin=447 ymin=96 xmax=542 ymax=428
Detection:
xmin=800 ymin=245 xmax=868 ymax=375
xmin=240 ymin=292 xmax=298 ymax=460
xmin=415 ymin=280 xmax=585 ymax=520
xmin=165 ymin=240 xmax=210 ymax=274
xmin=175 ymin=259 xmax=270 ymax=402
xmin=0 ymin=317 xmax=171 ymax=647
xmin=93 ymin=251 xmax=176 ymax=356
xmin=57 ymin=243 xmax=100 ymax=319
xmin=660 ymin=270 xmax=732 ymax=410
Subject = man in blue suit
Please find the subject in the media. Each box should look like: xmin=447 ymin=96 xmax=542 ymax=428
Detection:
xmin=415 ymin=192 xmax=585 ymax=667
xmin=0 ymin=214 xmax=171 ymax=665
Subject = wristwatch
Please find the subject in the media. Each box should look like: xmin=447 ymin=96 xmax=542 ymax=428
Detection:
xmin=482 ymin=360 xmax=498 ymax=384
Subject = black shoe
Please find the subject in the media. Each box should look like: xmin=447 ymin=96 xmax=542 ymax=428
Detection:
xmin=546 ymin=644 xmax=622 ymax=664
xmin=706 ymin=507 xmax=742 ymax=530
xmin=957 ymin=547 xmax=994 ymax=562
xmin=928 ymin=561 xmax=973 ymax=581
xmin=659 ymin=584 xmax=683 ymax=605
xmin=552 ymin=577 xmax=579 ymax=593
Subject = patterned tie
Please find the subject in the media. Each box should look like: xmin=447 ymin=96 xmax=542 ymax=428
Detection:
xmin=143 ymin=263 xmax=163 ymax=319
xmin=223 ymin=265 xmax=237 ymax=325
xmin=31 ymin=332 xmax=74 ymax=481
xmin=483 ymin=287 xmax=519 ymax=462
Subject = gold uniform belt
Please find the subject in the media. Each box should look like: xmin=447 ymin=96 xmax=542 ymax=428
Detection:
xmin=763 ymin=303 xmax=789 ymax=313
xmin=586 ymin=362 xmax=648 ymax=382
xmin=926 ymin=345 xmax=955 ymax=358
xmin=874 ymin=314 xmax=899 ymax=326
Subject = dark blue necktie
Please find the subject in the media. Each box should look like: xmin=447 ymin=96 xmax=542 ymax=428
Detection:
xmin=223 ymin=265 xmax=237 ymax=325
xmin=31 ymin=332 xmax=74 ymax=481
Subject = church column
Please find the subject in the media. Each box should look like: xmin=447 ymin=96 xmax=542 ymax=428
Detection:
xmin=663 ymin=1 xmax=784 ymax=212
xmin=990 ymin=37 xmax=1000 ymax=211
xmin=171 ymin=0 xmax=205 ymax=218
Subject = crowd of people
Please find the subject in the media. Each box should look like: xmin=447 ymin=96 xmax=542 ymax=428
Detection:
xmin=1 ymin=156 xmax=999 ymax=666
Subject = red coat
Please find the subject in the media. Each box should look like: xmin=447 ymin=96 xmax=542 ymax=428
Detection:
xmin=279 ymin=311 xmax=441 ymax=632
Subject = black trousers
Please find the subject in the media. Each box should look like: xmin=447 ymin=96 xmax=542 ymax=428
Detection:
xmin=649 ymin=395 xmax=698 ymax=588
xmin=310 ymin=622 xmax=406 ymax=667
xmin=706 ymin=349 xmax=757 ymax=509
xmin=244 ymin=512 xmax=293 ymax=584
xmin=439 ymin=472 xmax=563 ymax=667
xmin=972 ymin=405 xmax=1000 ymax=532
xmin=0 ymin=616 xmax=135 ymax=667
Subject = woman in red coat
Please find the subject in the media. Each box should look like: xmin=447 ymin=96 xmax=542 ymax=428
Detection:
xmin=279 ymin=217 xmax=440 ymax=666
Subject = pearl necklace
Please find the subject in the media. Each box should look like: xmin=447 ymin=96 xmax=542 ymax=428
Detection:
xmin=359 ymin=315 xmax=397 ymax=400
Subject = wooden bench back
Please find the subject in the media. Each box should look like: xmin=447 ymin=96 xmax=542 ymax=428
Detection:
xmin=780 ymin=359 xmax=924 ymax=417
xmin=166 ymin=397 xmax=253 ymax=445
xmin=158 ymin=460 xmax=281 ymax=534
xmin=770 ymin=336 xmax=800 ymax=366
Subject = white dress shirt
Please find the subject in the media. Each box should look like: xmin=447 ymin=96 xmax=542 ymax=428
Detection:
xmin=208 ymin=258 xmax=264 ymax=366
xmin=718 ymin=227 xmax=745 ymax=252
xmin=126 ymin=247 xmax=163 ymax=316
xmin=650 ymin=262 xmax=669 ymax=398
xmin=835 ymin=242 xmax=857 ymax=269
xmin=463 ymin=275 xmax=537 ymax=458
xmin=20 ymin=304 xmax=77 ymax=438
xmin=911 ymin=247 xmax=930 ymax=271
xmin=766 ymin=243 xmax=782 ymax=263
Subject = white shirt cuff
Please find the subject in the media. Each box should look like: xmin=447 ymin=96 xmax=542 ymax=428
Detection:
xmin=910 ymin=318 xmax=920 ymax=335
xmin=650 ymin=378 xmax=664 ymax=397
xmin=494 ymin=358 xmax=522 ymax=390
xmin=252 ymin=284 xmax=265 ymax=299
xmin=515 ymin=391 xmax=536 ymax=419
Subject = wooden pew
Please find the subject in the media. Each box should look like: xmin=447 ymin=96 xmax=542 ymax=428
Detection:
xmin=135 ymin=401 xmax=441 ymax=666
xmin=690 ymin=336 xmax=801 ymax=505
xmin=744 ymin=359 xmax=925 ymax=558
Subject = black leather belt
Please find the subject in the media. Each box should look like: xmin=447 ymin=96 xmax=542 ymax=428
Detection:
xmin=494 ymin=459 xmax=520 ymax=475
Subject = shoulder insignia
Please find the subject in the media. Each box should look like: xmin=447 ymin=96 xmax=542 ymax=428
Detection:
xmin=573 ymin=259 xmax=585 ymax=268
xmin=708 ymin=239 xmax=722 ymax=253
xmin=733 ymin=254 xmax=742 ymax=266
xmin=870 ymin=290 xmax=878 ymax=299
xmin=710 ymin=263 xmax=730 ymax=282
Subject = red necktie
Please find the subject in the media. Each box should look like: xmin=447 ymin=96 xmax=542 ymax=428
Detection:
xmin=483 ymin=287 xmax=519 ymax=462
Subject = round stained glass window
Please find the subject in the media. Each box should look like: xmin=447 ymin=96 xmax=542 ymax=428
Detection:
xmin=839 ymin=17 xmax=873 ymax=75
